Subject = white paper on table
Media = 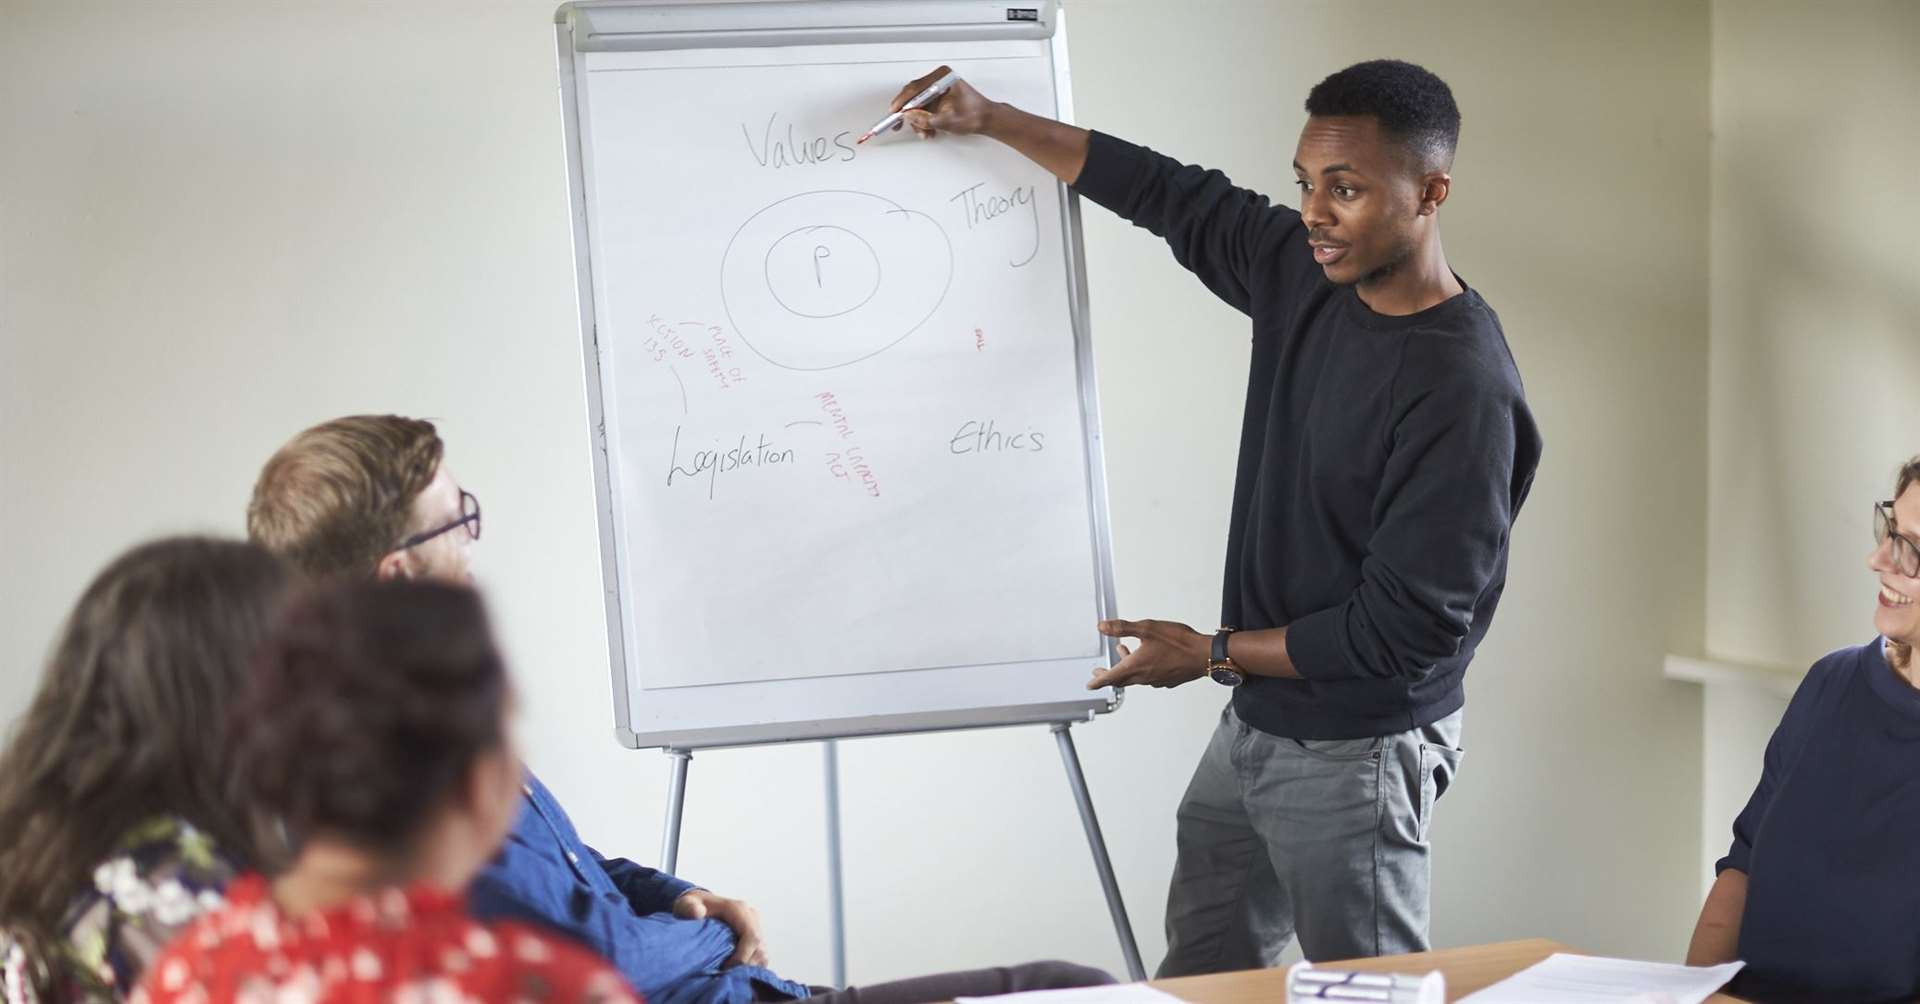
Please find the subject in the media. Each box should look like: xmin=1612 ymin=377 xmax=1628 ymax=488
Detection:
xmin=1458 ymin=953 xmax=1743 ymax=1004
xmin=956 ymin=985 xmax=1188 ymax=1004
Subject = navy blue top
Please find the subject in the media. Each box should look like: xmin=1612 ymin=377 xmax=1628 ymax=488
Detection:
xmin=467 ymin=774 xmax=811 ymax=1004
xmin=1718 ymin=638 xmax=1920 ymax=1003
xmin=1071 ymin=131 xmax=1541 ymax=739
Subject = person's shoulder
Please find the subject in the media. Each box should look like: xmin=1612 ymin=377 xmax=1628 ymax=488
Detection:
xmin=82 ymin=818 xmax=236 ymax=932
xmin=1800 ymin=639 xmax=1884 ymax=690
xmin=1773 ymin=640 xmax=1884 ymax=730
xmin=49 ymin=819 xmax=238 ymax=992
xmin=483 ymin=771 xmax=548 ymax=850
xmin=130 ymin=905 xmax=237 ymax=1004
xmin=161 ymin=873 xmax=265 ymax=951
xmin=483 ymin=921 xmax=640 ymax=1004
xmin=125 ymin=818 xmax=239 ymax=886
xmin=1400 ymin=289 xmax=1518 ymax=370
xmin=1393 ymin=312 xmax=1527 ymax=419
xmin=464 ymin=867 xmax=557 ymax=927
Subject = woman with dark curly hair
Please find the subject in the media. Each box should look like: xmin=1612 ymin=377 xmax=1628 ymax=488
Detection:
xmin=0 ymin=538 xmax=293 ymax=1004
xmin=1687 ymin=455 xmax=1920 ymax=1002
xmin=138 ymin=581 xmax=636 ymax=1004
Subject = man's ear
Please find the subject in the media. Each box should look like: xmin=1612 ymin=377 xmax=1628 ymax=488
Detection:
xmin=1418 ymin=172 xmax=1452 ymax=217
xmin=374 ymin=549 xmax=415 ymax=582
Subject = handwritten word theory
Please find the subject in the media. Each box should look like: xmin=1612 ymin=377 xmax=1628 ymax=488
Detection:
xmin=949 ymin=182 xmax=1040 ymax=267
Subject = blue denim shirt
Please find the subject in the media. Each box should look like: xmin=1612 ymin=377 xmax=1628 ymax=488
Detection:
xmin=468 ymin=774 xmax=812 ymax=1004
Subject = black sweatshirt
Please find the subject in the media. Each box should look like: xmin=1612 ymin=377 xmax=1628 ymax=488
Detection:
xmin=1074 ymin=131 xmax=1543 ymax=739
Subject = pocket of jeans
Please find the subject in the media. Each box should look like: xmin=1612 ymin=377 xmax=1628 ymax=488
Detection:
xmin=1289 ymin=735 xmax=1385 ymax=761
xmin=1416 ymin=741 xmax=1465 ymax=840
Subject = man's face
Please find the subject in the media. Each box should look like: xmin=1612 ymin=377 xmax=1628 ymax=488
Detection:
xmin=398 ymin=465 xmax=476 ymax=583
xmin=1292 ymin=115 xmax=1428 ymax=288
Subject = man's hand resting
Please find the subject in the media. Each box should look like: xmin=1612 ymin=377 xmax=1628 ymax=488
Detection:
xmin=1089 ymin=619 xmax=1210 ymax=690
xmin=672 ymin=890 xmax=768 ymax=968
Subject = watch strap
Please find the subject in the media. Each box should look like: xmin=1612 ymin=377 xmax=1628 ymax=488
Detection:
xmin=1211 ymin=627 xmax=1235 ymax=665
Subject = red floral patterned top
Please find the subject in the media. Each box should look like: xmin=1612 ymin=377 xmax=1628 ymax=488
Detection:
xmin=133 ymin=876 xmax=640 ymax=1004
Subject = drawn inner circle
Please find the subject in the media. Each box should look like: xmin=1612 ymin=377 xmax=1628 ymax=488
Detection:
xmin=720 ymin=190 xmax=954 ymax=371
xmin=764 ymin=226 xmax=881 ymax=319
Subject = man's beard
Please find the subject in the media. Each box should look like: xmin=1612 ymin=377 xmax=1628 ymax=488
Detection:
xmin=1346 ymin=233 xmax=1420 ymax=288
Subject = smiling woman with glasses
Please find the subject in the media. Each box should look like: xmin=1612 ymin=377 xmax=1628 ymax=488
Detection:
xmin=1873 ymin=499 xmax=1920 ymax=580
xmin=1686 ymin=455 xmax=1920 ymax=1001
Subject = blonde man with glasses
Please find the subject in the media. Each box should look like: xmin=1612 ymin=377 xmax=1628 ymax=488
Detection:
xmin=246 ymin=416 xmax=1112 ymax=1004
xmin=1686 ymin=456 xmax=1920 ymax=1001
xmin=248 ymin=415 xmax=480 ymax=583
xmin=247 ymin=416 xmax=788 ymax=1004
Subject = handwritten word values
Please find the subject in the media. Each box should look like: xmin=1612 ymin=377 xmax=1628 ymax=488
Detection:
xmin=742 ymin=113 xmax=856 ymax=169
xmin=666 ymin=426 xmax=795 ymax=499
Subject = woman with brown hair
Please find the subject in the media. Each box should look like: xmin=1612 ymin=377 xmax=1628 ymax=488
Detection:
xmin=0 ymin=538 xmax=294 ymax=1004
xmin=1686 ymin=456 xmax=1920 ymax=1002
xmin=138 ymin=580 xmax=636 ymax=1004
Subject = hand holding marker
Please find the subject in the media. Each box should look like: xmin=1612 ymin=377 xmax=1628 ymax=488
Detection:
xmin=856 ymin=70 xmax=961 ymax=144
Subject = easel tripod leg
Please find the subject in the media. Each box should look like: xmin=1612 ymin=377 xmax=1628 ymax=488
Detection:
xmin=1052 ymin=723 xmax=1146 ymax=981
xmin=661 ymin=747 xmax=692 ymax=874
xmin=824 ymin=739 xmax=849 ymax=987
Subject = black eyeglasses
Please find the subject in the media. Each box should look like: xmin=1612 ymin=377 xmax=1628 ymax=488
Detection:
xmin=396 ymin=490 xmax=482 ymax=551
xmin=1874 ymin=501 xmax=1920 ymax=578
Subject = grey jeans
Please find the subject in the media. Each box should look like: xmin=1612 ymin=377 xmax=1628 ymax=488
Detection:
xmin=1156 ymin=703 xmax=1465 ymax=977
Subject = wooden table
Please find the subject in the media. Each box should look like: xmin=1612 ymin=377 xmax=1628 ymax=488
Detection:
xmin=1147 ymin=939 xmax=1748 ymax=1003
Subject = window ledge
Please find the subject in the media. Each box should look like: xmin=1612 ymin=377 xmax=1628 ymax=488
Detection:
xmin=1664 ymin=653 xmax=1803 ymax=700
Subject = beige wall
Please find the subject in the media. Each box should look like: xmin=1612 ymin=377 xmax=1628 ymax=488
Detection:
xmin=1707 ymin=0 xmax=1920 ymax=669
xmin=1 ymin=0 xmax=1711 ymax=979
xmin=1686 ymin=0 xmax=1920 ymax=897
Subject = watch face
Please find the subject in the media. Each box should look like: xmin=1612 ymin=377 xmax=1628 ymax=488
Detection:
xmin=1209 ymin=665 xmax=1244 ymax=687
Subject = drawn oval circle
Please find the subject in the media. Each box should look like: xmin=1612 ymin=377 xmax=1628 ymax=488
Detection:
xmin=763 ymin=225 xmax=881 ymax=319
xmin=720 ymin=190 xmax=954 ymax=371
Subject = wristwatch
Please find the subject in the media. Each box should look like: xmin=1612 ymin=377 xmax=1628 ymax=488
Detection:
xmin=1207 ymin=627 xmax=1243 ymax=687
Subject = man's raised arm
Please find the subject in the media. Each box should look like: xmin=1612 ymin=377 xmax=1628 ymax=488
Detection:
xmin=890 ymin=65 xmax=1299 ymax=317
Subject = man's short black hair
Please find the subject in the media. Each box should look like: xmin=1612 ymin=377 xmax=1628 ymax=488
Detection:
xmin=1305 ymin=59 xmax=1460 ymax=172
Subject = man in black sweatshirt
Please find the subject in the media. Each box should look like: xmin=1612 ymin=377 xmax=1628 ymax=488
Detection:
xmin=893 ymin=60 xmax=1541 ymax=972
